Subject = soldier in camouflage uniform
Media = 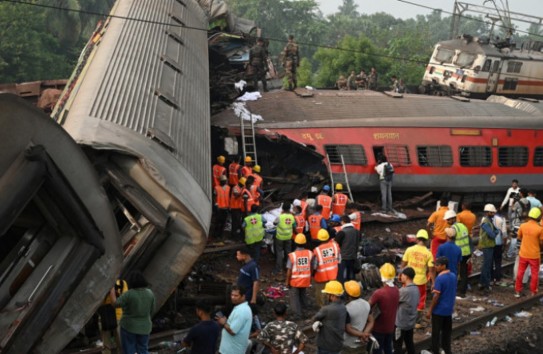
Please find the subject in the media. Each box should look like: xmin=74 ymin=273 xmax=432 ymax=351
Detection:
xmin=249 ymin=37 xmax=268 ymax=92
xmin=281 ymin=35 xmax=300 ymax=91
xmin=257 ymin=303 xmax=307 ymax=354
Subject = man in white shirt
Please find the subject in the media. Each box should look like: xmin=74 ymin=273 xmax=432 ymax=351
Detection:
xmin=500 ymin=179 xmax=520 ymax=219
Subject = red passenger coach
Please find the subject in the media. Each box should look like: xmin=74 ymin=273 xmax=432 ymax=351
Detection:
xmin=212 ymin=90 xmax=543 ymax=193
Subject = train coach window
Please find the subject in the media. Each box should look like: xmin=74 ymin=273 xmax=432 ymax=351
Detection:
xmin=417 ymin=146 xmax=453 ymax=167
xmin=498 ymin=147 xmax=528 ymax=167
xmin=383 ymin=145 xmax=411 ymax=166
xmin=534 ymin=147 xmax=543 ymax=166
xmin=459 ymin=146 xmax=491 ymax=167
xmin=324 ymin=145 xmax=367 ymax=165
xmin=434 ymin=48 xmax=454 ymax=64
xmin=507 ymin=61 xmax=523 ymax=73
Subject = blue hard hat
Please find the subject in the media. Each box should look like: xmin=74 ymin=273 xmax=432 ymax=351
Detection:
xmin=330 ymin=214 xmax=341 ymax=223
xmin=323 ymin=185 xmax=331 ymax=192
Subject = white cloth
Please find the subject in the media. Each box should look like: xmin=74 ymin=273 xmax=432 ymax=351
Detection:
xmin=234 ymin=80 xmax=247 ymax=91
xmin=236 ymin=91 xmax=262 ymax=102
xmin=374 ymin=162 xmax=388 ymax=180
xmin=232 ymin=102 xmax=263 ymax=124
xmin=312 ymin=321 xmax=322 ymax=332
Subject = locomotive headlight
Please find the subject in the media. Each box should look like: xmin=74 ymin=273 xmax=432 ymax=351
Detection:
xmin=473 ymin=65 xmax=481 ymax=74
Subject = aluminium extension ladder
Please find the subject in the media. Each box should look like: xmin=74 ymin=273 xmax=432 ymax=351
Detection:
xmin=240 ymin=113 xmax=258 ymax=165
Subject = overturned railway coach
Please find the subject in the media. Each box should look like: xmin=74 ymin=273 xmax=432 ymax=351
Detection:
xmin=212 ymin=90 xmax=543 ymax=193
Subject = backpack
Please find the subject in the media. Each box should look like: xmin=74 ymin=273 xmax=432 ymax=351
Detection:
xmin=384 ymin=163 xmax=394 ymax=182
xmin=519 ymin=199 xmax=531 ymax=219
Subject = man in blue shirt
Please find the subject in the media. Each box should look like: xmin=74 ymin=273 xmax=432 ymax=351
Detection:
xmin=237 ymin=247 xmax=260 ymax=304
xmin=436 ymin=227 xmax=462 ymax=276
xmin=217 ymin=285 xmax=253 ymax=354
xmin=183 ymin=300 xmax=220 ymax=354
xmin=427 ymin=257 xmax=457 ymax=354
xmin=527 ymin=190 xmax=542 ymax=209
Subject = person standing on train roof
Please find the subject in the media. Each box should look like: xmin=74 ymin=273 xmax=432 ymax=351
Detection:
xmin=228 ymin=155 xmax=242 ymax=187
xmin=478 ymin=204 xmax=499 ymax=295
xmin=515 ymin=207 xmax=543 ymax=297
xmin=444 ymin=210 xmax=471 ymax=298
xmin=212 ymin=155 xmax=227 ymax=188
xmin=456 ymin=201 xmax=476 ymax=237
xmin=345 ymin=203 xmax=362 ymax=232
xmin=332 ymin=183 xmax=349 ymax=216
xmin=500 ymin=179 xmax=520 ymax=218
xmin=241 ymin=156 xmax=254 ymax=177
xmin=374 ymin=154 xmax=394 ymax=214
xmin=316 ymin=185 xmax=333 ymax=220
xmin=427 ymin=196 xmax=450 ymax=259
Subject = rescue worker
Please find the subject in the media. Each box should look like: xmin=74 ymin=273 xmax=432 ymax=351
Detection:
xmin=228 ymin=155 xmax=241 ymax=187
xmin=401 ymin=229 xmax=435 ymax=315
xmin=212 ymin=155 xmax=227 ymax=188
xmin=328 ymin=214 xmax=342 ymax=239
xmin=312 ymin=229 xmax=341 ymax=307
xmin=250 ymin=164 xmax=263 ymax=188
xmin=515 ymin=207 xmax=543 ymax=297
xmin=230 ymin=177 xmax=246 ymax=240
xmin=241 ymin=156 xmax=253 ymax=177
xmin=311 ymin=280 xmax=348 ymax=354
xmin=456 ymin=201 xmax=476 ymax=237
xmin=101 ymin=278 xmax=128 ymax=354
xmin=241 ymin=177 xmax=254 ymax=217
xmin=293 ymin=197 xmax=308 ymax=220
xmin=346 ymin=203 xmax=362 ymax=233
xmin=335 ymin=215 xmax=359 ymax=283
xmin=248 ymin=37 xmax=268 ymax=92
xmin=246 ymin=175 xmax=263 ymax=207
xmin=212 ymin=175 xmax=230 ymax=239
xmin=242 ymin=205 xmax=266 ymax=263
xmin=343 ymin=281 xmax=374 ymax=354
xmin=273 ymin=202 xmax=296 ymax=274
xmin=285 ymin=233 xmax=313 ymax=320
xmin=281 ymin=34 xmax=299 ymax=91
xmin=478 ymin=204 xmax=498 ymax=294
xmin=292 ymin=205 xmax=307 ymax=237
xmin=444 ymin=210 xmax=471 ymax=298
xmin=436 ymin=226 xmax=462 ymax=277
xmin=332 ymin=183 xmax=349 ymax=216
xmin=308 ymin=205 xmax=328 ymax=248
xmin=316 ymin=185 xmax=333 ymax=220
xmin=427 ymin=196 xmax=450 ymax=259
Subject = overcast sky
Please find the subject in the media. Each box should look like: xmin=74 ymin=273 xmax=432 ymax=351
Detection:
xmin=319 ymin=0 xmax=543 ymax=30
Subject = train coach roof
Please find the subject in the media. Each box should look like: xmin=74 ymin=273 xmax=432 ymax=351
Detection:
xmin=211 ymin=90 xmax=543 ymax=129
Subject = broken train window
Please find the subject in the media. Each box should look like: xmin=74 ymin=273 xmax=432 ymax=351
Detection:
xmin=324 ymin=145 xmax=367 ymax=165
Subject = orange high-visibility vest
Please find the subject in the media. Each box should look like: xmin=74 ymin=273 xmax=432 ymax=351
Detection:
xmin=251 ymin=173 xmax=263 ymax=188
xmin=294 ymin=214 xmax=306 ymax=236
xmin=300 ymin=200 xmax=308 ymax=219
xmin=308 ymin=214 xmax=324 ymax=240
xmin=230 ymin=185 xmax=243 ymax=209
xmin=214 ymin=185 xmax=230 ymax=209
xmin=288 ymin=249 xmax=313 ymax=288
xmin=332 ymin=193 xmax=348 ymax=216
xmin=241 ymin=165 xmax=252 ymax=177
xmin=316 ymin=194 xmax=332 ymax=219
xmin=313 ymin=240 xmax=340 ymax=283
xmin=228 ymin=162 xmax=240 ymax=186
xmin=212 ymin=164 xmax=226 ymax=187
xmin=250 ymin=184 xmax=261 ymax=206
xmin=351 ymin=211 xmax=362 ymax=231
xmin=241 ymin=188 xmax=254 ymax=213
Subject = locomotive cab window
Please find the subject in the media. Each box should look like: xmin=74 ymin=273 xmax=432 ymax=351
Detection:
xmin=459 ymin=146 xmax=491 ymax=167
xmin=434 ymin=48 xmax=454 ymax=64
xmin=498 ymin=146 xmax=528 ymax=167
xmin=534 ymin=147 xmax=543 ymax=166
xmin=324 ymin=144 xmax=367 ymax=165
xmin=455 ymin=52 xmax=476 ymax=67
xmin=417 ymin=146 xmax=453 ymax=167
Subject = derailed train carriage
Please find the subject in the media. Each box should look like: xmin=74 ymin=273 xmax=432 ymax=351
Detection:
xmin=0 ymin=0 xmax=214 ymax=352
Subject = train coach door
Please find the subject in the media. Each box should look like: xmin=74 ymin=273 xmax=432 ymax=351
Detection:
xmin=486 ymin=59 xmax=502 ymax=93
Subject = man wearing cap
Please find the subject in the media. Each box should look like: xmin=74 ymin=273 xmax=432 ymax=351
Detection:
xmin=427 ymin=196 xmax=450 ymax=259
xmin=401 ymin=230 xmax=435 ymax=313
xmin=230 ymin=177 xmax=246 ymax=240
xmin=335 ymin=215 xmax=360 ymax=283
xmin=308 ymin=205 xmax=328 ymax=248
xmin=443 ymin=210 xmax=471 ymax=298
xmin=515 ymin=207 xmax=543 ymax=297
xmin=250 ymin=164 xmax=263 ymax=188
xmin=274 ymin=202 xmax=296 ymax=274
xmin=343 ymin=281 xmax=374 ymax=354
xmin=436 ymin=225 xmax=462 ymax=277
xmin=242 ymin=205 xmax=266 ymax=263
xmin=327 ymin=214 xmax=342 ymax=239
xmin=286 ymin=234 xmax=313 ymax=320
xmin=317 ymin=185 xmax=333 ymax=220
xmin=369 ymin=263 xmax=399 ymax=354
xmin=311 ymin=280 xmax=348 ymax=354
xmin=478 ymin=204 xmax=499 ymax=294
xmin=427 ymin=257 xmax=456 ymax=354
xmin=212 ymin=155 xmax=227 ymax=188
xmin=394 ymin=267 xmax=419 ymax=354
xmin=312 ymin=229 xmax=341 ymax=307
xmin=241 ymin=156 xmax=253 ymax=177
xmin=249 ymin=37 xmax=268 ymax=92
xmin=346 ymin=203 xmax=362 ymax=232
xmin=228 ymin=155 xmax=242 ymax=187
xmin=332 ymin=183 xmax=349 ymax=216
xmin=212 ymin=174 xmax=230 ymax=239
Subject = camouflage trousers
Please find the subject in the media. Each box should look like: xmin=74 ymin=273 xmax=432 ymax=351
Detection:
xmin=284 ymin=60 xmax=297 ymax=89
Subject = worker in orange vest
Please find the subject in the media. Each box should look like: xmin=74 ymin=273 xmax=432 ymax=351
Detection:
xmin=286 ymin=233 xmax=313 ymax=320
xmin=230 ymin=177 xmax=246 ymax=240
xmin=241 ymin=156 xmax=254 ymax=177
xmin=212 ymin=155 xmax=227 ymax=188
xmin=346 ymin=203 xmax=362 ymax=232
xmin=292 ymin=205 xmax=307 ymax=237
xmin=316 ymin=185 xmax=332 ymax=219
xmin=241 ymin=177 xmax=254 ymax=217
xmin=246 ymin=175 xmax=263 ymax=207
xmin=312 ymin=229 xmax=341 ymax=307
xmin=328 ymin=214 xmax=342 ymax=239
xmin=293 ymin=197 xmax=308 ymax=220
xmin=212 ymin=175 xmax=230 ymax=239
xmin=228 ymin=155 xmax=242 ymax=187
xmin=251 ymin=164 xmax=263 ymax=188
xmin=308 ymin=205 xmax=328 ymax=248
xmin=331 ymin=183 xmax=349 ymax=216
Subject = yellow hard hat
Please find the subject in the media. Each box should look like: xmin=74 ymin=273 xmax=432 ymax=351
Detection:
xmin=380 ymin=263 xmax=396 ymax=280
xmin=416 ymin=229 xmax=429 ymax=240
xmin=344 ymin=280 xmax=361 ymax=298
xmin=335 ymin=183 xmax=343 ymax=191
xmin=245 ymin=156 xmax=252 ymax=163
xmin=317 ymin=228 xmax=330 ymax=241
xmin=253 ymin=165 xmax=261 ymax=173
xmin=217 ymin=155 xmax=225 ymax=163
xmin=294 ymin=233 xmax=307 ymax=245
xmin=239 ymin=177 xmax=246 ymax=186
xmin=529 ymin=207 xmax=542 ymax=220
xmin=321 ymin=280 xmax=344 ymax=296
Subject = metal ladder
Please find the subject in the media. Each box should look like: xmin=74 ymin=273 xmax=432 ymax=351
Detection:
xmin=326 ymin=154 xmax=353 ymax=201
xmin=240 ymin=113 xmax=258 ymax=164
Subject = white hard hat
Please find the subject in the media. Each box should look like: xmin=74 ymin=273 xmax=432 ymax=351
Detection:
xmin=445 ymin=227 xmax=456 ymax=237
xmin=444 ymin=210 xmax=457 ymax=220
xmin=484 ymin=204 xmax=497 ymax=213
xmin=293 ymin=199 xmax=302 ymax=207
